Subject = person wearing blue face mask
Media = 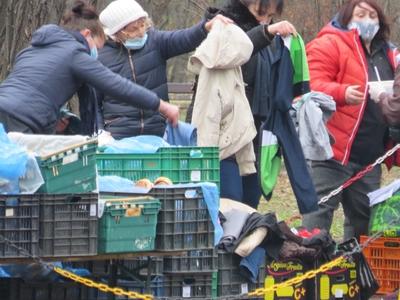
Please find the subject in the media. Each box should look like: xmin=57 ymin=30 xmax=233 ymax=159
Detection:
xmin=98 ymin=0 xmax=232 ymax=139
xmin=303 ymin=0 xmax=400 ymax=241
xmin=0 ymin=0 xmax=180 ymax=135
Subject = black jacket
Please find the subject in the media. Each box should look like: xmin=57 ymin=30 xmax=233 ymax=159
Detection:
xmin=97 ymin=22 xmax=207 ymax=139
xmin=0 ymin=24 xmax=159 ymax=134
xmin=261 ymin=38 xmax=319 ymax=214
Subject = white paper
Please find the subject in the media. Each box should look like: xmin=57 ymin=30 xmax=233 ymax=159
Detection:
xmin=90 ymin=204 xmax=97 ymax=217
xmin=241 ymin=283 xmax=249 ymax=294
xmin=182 ymin=286 xmax=191 ymax=298
xmin=191 ymin=170 xmax=201 ymax=182
xmin=98 ymin=199 xmax=106 ymax=218
xmin=5 ymin=208 xmax=14 ymax=217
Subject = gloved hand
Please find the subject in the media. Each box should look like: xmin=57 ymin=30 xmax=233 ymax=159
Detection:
xmin=369 ymin=82 xmax=386 ymax=103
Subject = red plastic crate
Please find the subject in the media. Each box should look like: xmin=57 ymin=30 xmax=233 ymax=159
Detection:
xmin=360 ymin=235 xmax=400 ymax=294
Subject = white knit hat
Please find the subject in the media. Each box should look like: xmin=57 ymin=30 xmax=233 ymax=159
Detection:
xmin=100 ymin=0 xmax=148 ymax=36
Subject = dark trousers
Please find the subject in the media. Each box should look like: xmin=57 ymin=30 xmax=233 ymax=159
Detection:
xmin=220 ymin=158 xmax=262 ymax=209
xmin=302 ymin=159 xmax=381 ymax=241
xmin=0 ymin=111 xmax=33 ymax=133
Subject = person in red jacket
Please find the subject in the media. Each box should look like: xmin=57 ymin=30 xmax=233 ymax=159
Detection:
xmin=302 ymin=0 xmax=399 ymax=241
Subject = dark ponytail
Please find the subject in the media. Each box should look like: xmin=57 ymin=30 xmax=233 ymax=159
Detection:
xmin=71 ymin=0 xmax=98 ymax=20
xmin=61 ymin=0 xmax=105 ymax=40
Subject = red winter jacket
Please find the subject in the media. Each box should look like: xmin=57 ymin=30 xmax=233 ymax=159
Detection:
xmin=306 ymin=21 xmax=400 ymax=167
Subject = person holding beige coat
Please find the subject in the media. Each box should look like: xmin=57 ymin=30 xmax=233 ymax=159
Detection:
xmin=190 ymin=20 xmax=257 ymax=176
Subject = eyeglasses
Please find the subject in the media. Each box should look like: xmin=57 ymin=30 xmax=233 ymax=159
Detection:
xmin=121 ymin=21 xmax=146 ymax=38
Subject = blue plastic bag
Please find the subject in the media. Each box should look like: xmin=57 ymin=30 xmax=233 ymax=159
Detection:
xmin=99 ymin=175 xmax=135 ymax=193
xmin=0 ymin=124 xmax=28 ymax=180
xmin=104 ymin=135 xmax=170 ymax=154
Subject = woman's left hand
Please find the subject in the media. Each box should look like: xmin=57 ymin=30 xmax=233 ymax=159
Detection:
xmin=205 ymin=14 xmax=234 ymax=32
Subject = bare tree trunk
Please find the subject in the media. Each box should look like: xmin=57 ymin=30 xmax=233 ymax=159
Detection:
xmin=0 ymin=0 xmax=81 ymax=79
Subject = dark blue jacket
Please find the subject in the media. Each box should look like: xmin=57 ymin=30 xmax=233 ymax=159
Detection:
xmin=260 ymin=38 xmax=319 ymax=214
xmin=97 ymin=22 xmax=207 ymax=139
xmin=0 ymin=24 xmax=160 ymax=134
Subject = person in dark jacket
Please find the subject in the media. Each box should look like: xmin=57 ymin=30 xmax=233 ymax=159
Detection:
xmin=97 ymin=0 xmax=232 ymax=139
xmin=187 ymin=0 xmax=297 ymax=209
xmin=371 ymin=65 xmax=400 ymax=142
xmin=370 ymin=65 xmax=400 ymax=126
xmin=0 ymin=0 xmax=179 ymax=135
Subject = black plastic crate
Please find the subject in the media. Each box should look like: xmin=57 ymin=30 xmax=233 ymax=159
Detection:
xmin=70 ymin=257 xmax=164 ymax=278
xmin=86 ymin=277 xmax=164 ymax=299
xmin=0 ymin=195 xmax=39 ymax=258
xmin=101 ymin=186 xmax=214 ymax=251
xmin=217 ymin=250 xmax=265 ymax=299
xmin=39 ymin=193 xmax=98 ymax=257
xmin=0 ymin=278 xmax=89 ymax=300
xmin=164 ymin=248 xmax=217 ymax=273
xmin=163 ymin=272 xmax=217 ymax=299
xmin=69 ymin=260 xmax=108 ymax=278
xmin=121 ymin=257 xmax=164 ymax=277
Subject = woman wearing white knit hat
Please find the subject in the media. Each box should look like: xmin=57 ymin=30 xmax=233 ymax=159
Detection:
xmin=97 ymin=0 xmax=231 ymax=139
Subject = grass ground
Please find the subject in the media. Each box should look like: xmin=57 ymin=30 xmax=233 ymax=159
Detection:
xmin=258 ymin=166 xmax=400 ymax=241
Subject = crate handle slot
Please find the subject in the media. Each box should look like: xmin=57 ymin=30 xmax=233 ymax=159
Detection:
xmin=108 ymin=207 xmax=144 ymax=217
xmin=66 ymin=195 xmax=83 ymax=203
xmin=383 ymin=241 xmax=400 ymax=248
xmin=334 ymin=275 xmax=346 ymax=282
xmin=190 ymin=150 xmax=203 ymax=158
xmin=184 ymin=190 xmax=198 ymax=199
xmin=183 ymin=278 xmax=196 ymax=284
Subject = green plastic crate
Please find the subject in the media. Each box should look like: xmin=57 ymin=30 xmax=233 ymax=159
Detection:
xmin=37 ymin=140 xmax=97 ymax=193
xmin=96 ymin=147 xmax=220 ymax=187
xmin=98 ymin=197 xmax=160 ymax=254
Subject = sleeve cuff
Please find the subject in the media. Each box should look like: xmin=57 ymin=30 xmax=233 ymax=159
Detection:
xmin=263 ymin=25 xmax=275 ymax=41
xmin=200 ymin=19 xmax=209 ymax=36
xmin=238 ymin=161 xmax=257 ymax=176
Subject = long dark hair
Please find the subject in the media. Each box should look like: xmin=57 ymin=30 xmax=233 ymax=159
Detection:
xmin=239 ymin=0 xmax=284 ymax=16
xmin=61 ymin=0 xmax=105 ymax=40
xmin=337 ymin=0 xmax=390 ymax=41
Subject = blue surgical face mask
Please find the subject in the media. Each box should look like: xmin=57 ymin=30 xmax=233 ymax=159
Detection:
xmin=90 ymin=46 xmax=98 ymax=59
xmin=348 ymin=20 xmax=380 ymax=42
xmin=124 ymin=33 xmax=148 ymax=50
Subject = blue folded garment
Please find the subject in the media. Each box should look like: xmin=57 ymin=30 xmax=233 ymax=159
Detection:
xmin=239 ymin=247 xmax=266 ymax=283
xmin=165 ymin=121 xmax=197 ymax=146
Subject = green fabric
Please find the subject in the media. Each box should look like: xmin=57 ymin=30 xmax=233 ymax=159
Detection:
xmin=284 ymin=35 xmax=310 ymax=97
xmin=289 ymin=35 xmax=310 ymax=85
xmin=259 ymin=130 xmax=282 ymax=197
xmin=369 ymin=193 xmax=400 ymax=237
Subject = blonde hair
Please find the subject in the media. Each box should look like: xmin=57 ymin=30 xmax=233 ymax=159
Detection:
xmin=113 ymin=16 xmax=153 ymax=42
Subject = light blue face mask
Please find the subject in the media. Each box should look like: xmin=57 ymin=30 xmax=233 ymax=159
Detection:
xmin=124 ymin=33 xmax=148 ymax=50
xmin=348 ymin=20 xmax=380 ymax=42
xmin=90 ymin=47 xmax=98 ymax=59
